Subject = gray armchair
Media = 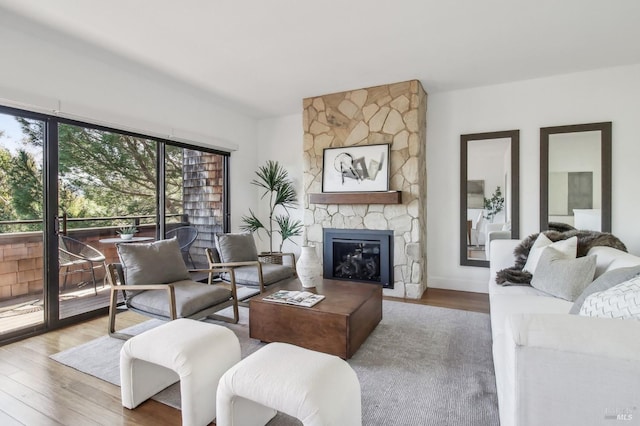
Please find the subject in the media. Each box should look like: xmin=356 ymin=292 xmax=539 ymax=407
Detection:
xmin=107 ymin=238 xmax=239 ymax=340
xmin=206 ymin=233 xmax=296 ymax=304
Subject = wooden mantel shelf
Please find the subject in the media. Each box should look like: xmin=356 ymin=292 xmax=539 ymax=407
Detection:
xmin=309 ymin=191 xmax=402 ymax=205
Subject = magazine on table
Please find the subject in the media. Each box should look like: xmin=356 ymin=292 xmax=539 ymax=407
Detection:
xmin=263 ymin=290 xmax=325 ymax=307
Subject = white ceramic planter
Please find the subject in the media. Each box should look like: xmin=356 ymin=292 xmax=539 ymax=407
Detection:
xmin=119 ymin=234 xmax=134 ymax=240
xmin=296 ymin=245 xmax=323 ymax=288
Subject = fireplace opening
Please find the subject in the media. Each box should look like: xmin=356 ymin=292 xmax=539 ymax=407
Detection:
xmin=323 ymin=228 xmax=393 ymax=288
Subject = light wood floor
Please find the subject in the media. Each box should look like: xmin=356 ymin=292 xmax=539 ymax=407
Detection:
xmin=0 ymin=288 xmax=489 ymax=425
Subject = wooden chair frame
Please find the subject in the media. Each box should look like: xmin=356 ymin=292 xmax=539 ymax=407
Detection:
xmin=107 ymin=263 xmax=240 ymax=340
xmin=205 ymin=249 xmax=297 ymax=306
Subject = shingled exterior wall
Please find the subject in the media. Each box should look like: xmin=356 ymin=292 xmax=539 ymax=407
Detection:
xmin=182 ymin=150 xmax=225 ymax=266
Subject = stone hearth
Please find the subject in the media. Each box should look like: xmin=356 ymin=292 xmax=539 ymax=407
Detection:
xmin=302 ymin=80 xmax=427 ymax=298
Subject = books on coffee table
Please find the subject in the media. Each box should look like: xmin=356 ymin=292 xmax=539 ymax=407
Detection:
xmin=263 ymin=290 xmax=325 ymax=308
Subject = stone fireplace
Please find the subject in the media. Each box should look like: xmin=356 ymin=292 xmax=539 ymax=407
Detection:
xmin=302 ymin=80 xmax=427 ymax=298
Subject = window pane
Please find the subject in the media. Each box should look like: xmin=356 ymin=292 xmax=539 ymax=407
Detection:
xmin=0 ymin=112 xmax=45 ymax=335
xmin=58 ymin=123 xmax=157 ymax=319
xmin=165 ymin=146 xmax=226 ymax=268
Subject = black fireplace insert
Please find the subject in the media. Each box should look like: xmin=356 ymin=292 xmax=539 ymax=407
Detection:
xmin=323 ymin=228 xmax=393 ymax=288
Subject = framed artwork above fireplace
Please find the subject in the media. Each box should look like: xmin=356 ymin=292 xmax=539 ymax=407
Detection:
xmin=322 ymin=143 xmax=390 ymax=193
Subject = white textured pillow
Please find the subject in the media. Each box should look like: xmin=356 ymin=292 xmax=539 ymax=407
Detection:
xmin=579 ymin=276 xmax=640 ymax=320
xmin=523 ymin=234 xmax=578 ymax=274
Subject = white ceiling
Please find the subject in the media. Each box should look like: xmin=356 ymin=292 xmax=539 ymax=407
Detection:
xmin=2 ymin=0 xmax=640 ymax=118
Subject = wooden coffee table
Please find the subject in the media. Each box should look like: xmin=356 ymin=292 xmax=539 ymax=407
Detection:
xmin=249 ymin=278 xmax=382 ymax=359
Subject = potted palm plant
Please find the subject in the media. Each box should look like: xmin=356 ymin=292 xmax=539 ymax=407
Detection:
xmin=240 ymin=160 xmax=303 ymax=262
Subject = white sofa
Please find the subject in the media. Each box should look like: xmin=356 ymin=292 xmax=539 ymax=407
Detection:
xmin=489 ymin=239 xmax=640 ymax=426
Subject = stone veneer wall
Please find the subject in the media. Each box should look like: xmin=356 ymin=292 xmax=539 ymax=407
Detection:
xmin=302 ymin=80 xmax=427 ymax=298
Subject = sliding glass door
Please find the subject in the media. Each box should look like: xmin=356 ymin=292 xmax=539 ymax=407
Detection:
xmin=56 ymin=122 xmax=158 ymax=320
xmin=0 ymin=111 xmax=46 ymax=339
xmin=0 ymin=104 xmax=230 ymax=344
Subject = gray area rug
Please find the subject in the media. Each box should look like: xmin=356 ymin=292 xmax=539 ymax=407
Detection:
xmin=51 ymin=301 xmax=498 ymax=425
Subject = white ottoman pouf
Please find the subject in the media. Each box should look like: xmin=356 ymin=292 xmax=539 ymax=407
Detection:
xmin=120 ymin=318 xmax=240 ymax=426
xmin=216 ymin=342 xmax=361 ymax=426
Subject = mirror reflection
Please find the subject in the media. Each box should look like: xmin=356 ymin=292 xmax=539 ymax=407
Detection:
xmin=540 ymin=122 xmax=611 ymax=233
xmin=549 ymin=132 xmax=601 ymax=230
xmin=460 ymin=130 xmax=519 ymax=267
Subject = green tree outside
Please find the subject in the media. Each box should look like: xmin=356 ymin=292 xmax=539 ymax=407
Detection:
xmin=0 ymin=117 xmax=184 ymax=232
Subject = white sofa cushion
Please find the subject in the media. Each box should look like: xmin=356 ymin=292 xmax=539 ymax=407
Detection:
xmin=489 ymin=293 xmax=572 ymax=340
xmin=588 ymin=245 xmax=640 ymax=278
xmin=489 ymin=280 xmax=549 ymax=297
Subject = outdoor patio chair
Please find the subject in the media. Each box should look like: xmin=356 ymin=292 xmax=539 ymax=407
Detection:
xmin=206 ymin=232 xmax=296 ymax=304
xmin=107 ymin=237 xmax=239 ymax=340
xmin=166 ymin=226 xmax=199 ymax=268
xmin=58 ymin=235 xmax=107 ymax=295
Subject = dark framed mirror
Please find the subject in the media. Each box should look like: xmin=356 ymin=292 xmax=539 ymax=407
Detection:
xmin=540 ymin=122 xmax=611 ymax=233
xmin=460 ymin=130 xmax=520 ymax=267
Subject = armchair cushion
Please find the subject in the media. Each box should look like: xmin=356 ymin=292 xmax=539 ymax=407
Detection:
xmin=215 ymin=233 xmax=258 ymax=263
xmin=222 ymin=263 xmax=295 ymax=287
xmin=117 ymin=238 xmax=190 ymax=285
xmin=127 ymin=280 xmax=232 ymax=318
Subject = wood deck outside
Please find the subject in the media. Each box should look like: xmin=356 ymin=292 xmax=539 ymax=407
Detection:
xmin=0 ymin=270 xmax=210 ymax=336
xmin=0 ymin=286 xmax=122 ymax=335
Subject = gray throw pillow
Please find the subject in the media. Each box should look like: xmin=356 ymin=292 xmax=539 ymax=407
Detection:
xmin=530 ymin=247 xmax=597 ymax=302
xmin=117 ymin=238 xmax=190 ymax=285
xmin=570 ymin=264 xmax=640 ymax=314
xmin=215 ymin=233 xmax=258 ymax=263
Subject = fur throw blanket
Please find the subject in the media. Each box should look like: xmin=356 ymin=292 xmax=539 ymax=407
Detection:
xmin=495 ymin=230 xmax=627 ymax=285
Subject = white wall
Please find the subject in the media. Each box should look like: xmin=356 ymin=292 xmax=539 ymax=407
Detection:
xmin=257 ymin=64 xmax=640 ymax=294
xmin=255 ymin=114 xmax=304 ymax=255
xmin=9 ymin=6 xmax=638 ymax=293
xmin=0 ymin=10 xmax=260 ymax=230
xmin=428 ymin=64 xmax=640 ymax=293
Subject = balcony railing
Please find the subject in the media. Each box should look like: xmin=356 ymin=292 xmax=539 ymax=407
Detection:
xmin=0 ymin=213 xmax=187 ymax=234
xmin=0 ymin=214 xmax=190 ymax=302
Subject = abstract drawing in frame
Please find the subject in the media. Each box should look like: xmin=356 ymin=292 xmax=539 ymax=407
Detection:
xmin=322 ymin=143 xmax=390 ymax=193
